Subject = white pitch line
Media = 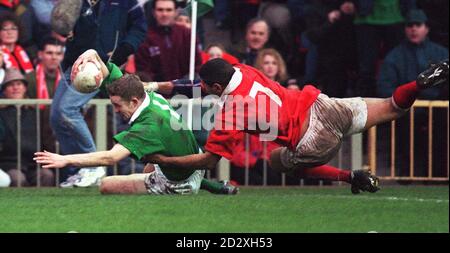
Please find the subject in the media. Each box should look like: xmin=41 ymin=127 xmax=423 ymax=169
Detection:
xmin=289 ymin=193 xmax=449 ymax=204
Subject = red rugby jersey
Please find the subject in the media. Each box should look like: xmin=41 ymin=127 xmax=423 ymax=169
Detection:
xmin=205 ymin=64 xmax=321 ymax=160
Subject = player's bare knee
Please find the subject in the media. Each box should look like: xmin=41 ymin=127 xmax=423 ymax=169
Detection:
xmin=388 ymin=97 xmax=409 ymax=118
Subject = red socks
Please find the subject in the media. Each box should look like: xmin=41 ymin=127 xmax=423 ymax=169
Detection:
xmin=392 ymin=81 xmax=419 ymax=110
xmin=296 ymin=165 xmax=351 ymax=183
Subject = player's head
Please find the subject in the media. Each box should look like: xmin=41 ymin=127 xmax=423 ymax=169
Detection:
xmin=107 ymin=74 xmax=146 ymax=120
xmin=199 ymin=58 xmax=235 ymax=96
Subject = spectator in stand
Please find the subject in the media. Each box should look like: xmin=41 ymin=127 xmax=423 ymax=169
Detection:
xmin=0 ymin=69 xmax=55 ymax=187
xmin=231 ymin=18 xmax=270 ymax=66
xmin=254 ymin=48 xmax=288 ymax=86
xmin=0 ymin=13 xmax=34 ymax=75
xmin=25 ymin=37 xmax=64 ymax=154
xmin=376 ymin=9 xmax=448 ymax=178
xmin=354 ymin=0 xmax=416 ymax=97
xmin=27 ymin=37 xmax=64 ymax=100
xmin=378 ymin=9 xmax=448 ymax=99
xmin=202 ymin=43 xmax=239 ymax=65
xmin=19 ymin=0 xmax=61 ymax=61
xmin=135 ymin=0 xmax=202 ymax=82
xmin=175 ymin=7 xmax=191 ymax=29
xmin=304 ymin=0 xmax=357 ymax=98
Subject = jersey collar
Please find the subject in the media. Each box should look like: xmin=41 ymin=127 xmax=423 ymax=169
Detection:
xmin=218 ymin=67 xmax=242 ymax=107
xmin=222 ymin=67 xmax=242 ymax=96
xmin=129 ymin=93 xmax=150 ymax=125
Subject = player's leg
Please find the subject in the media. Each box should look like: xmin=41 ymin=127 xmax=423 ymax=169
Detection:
xmin=102 ymin=165 xmax=205 ymax=195
xmin=294 ymin=164 xmax=352 ymax=183
xmin=99 ymin=174 xmax=148 ymax=194
xmin=200 ymin=179 xmax=239 ymax=195
xmin=270 ymin=146 xmax=348 ymax=183
xmin=270 ymin=154 xmax=379 ymax=194
xmin=269 ymin=93 xmax=380 ymax=194
xmin=269 ymin=148 xmax=284 ymax=172
xmin=50 ymin=67 xmax=99 ymax=156
xmin=269 ymin=94 xmax=347 ymax=173
xmin=50 ymin=67 xmax=103 ymax=187
xmin=362 ymin=97 xmax=404 ymax=130
xmin=297 ymin=165 xmax=379 ymax=194
xmin=144 ymin=163 xmax=237 ymax=194
xmin=363 ymin=59 xmax=449 ymax=130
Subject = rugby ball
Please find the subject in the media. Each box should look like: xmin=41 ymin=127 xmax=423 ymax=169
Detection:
xmin=73 ymin=61 xmax=103 ymax=93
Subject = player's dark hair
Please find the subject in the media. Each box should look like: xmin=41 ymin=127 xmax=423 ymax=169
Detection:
xmin=107 ymin=74 xmax=146 ymax=102
xmin=199 ymin=58 xmax=235 ymax=88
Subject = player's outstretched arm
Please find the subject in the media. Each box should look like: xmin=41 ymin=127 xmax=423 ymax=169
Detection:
xmin=142 ymin=81 xmax=175 ymax=95
xmin=34 ymin=144 xmax=131 ymax=169
xmin=71 ymin=49 xmax=182 ymax=95
xmin=144 ymin=79 xmax=201 ymax=96
xmin=33 ymin=151 xmax=70 ymax=169
xmin=146 ymin=151 xmax=221 ymax=170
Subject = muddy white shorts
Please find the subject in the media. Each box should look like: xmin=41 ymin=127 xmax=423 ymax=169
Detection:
xmin=280 ymin=94 xmax=367 ymax=170
xmin=144 ymin=164 xmax=205 ymax=195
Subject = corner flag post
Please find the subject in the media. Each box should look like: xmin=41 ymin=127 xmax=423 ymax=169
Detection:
xmin=188 ymin=0 xmax=198 ymax=81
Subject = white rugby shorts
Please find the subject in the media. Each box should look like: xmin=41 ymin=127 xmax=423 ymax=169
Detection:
xmin=144 ymin=164 xmax=205 ymax=195
xmin=280 ymin=94 xmax=367 ymax=170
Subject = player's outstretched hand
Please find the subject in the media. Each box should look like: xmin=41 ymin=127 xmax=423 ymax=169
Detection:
xmin=71 ymin=49 xmax=109 ymax=83
xmin=33 ymin=151 xmax=68 ymax=169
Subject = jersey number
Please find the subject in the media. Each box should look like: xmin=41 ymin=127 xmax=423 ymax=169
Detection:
xmin=249 ymin=81 xmax=282 ymax=106
xmin=152 ymin=95 xmax=181 ymax=121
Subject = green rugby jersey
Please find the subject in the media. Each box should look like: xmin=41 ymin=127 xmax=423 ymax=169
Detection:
xmin=100 ymin=62 xmax=124 ymax=92
xmin=102 ymin=63 xmax=201 ymax=181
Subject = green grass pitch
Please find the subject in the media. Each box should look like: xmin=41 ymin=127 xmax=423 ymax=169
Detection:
xmin=0 ymin=186 xmax=448 ymax=233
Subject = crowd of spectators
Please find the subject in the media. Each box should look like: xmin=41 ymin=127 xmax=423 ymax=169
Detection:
xmin=0 ymin=0 xmax=448 ymax=187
